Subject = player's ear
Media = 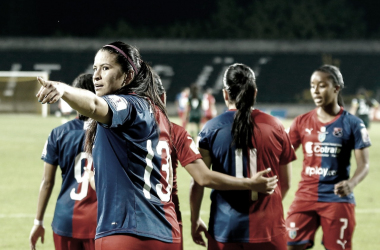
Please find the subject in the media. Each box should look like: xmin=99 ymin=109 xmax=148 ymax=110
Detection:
xmin=334 ymin=85 xmax=340 ymax=93
xmin=223 ymin=89 xmax=229 ymax=102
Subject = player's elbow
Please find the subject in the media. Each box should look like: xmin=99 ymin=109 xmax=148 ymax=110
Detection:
xmin=41 ymin=178 xmax=55 ymax=190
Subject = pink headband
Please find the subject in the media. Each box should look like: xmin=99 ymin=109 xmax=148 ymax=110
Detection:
xmin=103 ymin=44 xmax=139 ymax=75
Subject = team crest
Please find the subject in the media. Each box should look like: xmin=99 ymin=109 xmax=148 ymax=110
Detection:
xmin=289 ymin=230 xmax=297 ymax=239
xmin=317 ymin=127 xmax=328 ymax=142
xmin=333 ymin=127 xmax=343 ymax=137
xmin=287 ymin=222 xmax=298 ymax=240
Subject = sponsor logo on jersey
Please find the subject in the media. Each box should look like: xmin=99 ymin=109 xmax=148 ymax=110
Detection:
xmin=333 ymin=127 xmax=343 ymax=137
xmin=317 ymin=126 xmax=328 ymax=142
xmin=304 ymin=142 xmax=341 ymax=156
xmin=305 ymin=166 xmax=337 ymax=177
xmin=305 ymin=128 xmax=313 ymax=135
xmin=108 ymin=95 xmax=128 ymax=111
xmin=360 ymin=127 xmax=370 ymax=143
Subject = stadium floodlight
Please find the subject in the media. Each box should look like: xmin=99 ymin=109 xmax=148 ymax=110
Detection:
xmin=0 ymin=71 xmax=50 ymax=117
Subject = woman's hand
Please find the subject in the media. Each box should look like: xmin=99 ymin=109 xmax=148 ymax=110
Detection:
xmin=36 ymin=77 xmax=65 ymax=104
xmin=334 ymin=180 xmax=354 ymax=197
xmin=249 ymin=168 xmax=278 ymax=194
xmin=191 ymin=218 xmax=210 ymax=247
xmin=29 ymin=225 xmax=45 ymax=250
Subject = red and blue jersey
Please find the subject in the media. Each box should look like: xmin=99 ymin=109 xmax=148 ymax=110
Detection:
xmin=198 ymin=109 xmax=296 ymax=243
xmin=92 ymin=94 xmax=180 ymax=243
xmin=288 ymin=107 xmax=371 ymax=204
xmin=41 ymin=118 xmax=97 ymax=239
xmin=171 ymin=123 xmax=202 ymax=223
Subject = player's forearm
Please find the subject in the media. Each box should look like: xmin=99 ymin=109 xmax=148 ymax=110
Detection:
xmin=61 ymin=84 xmax=110 ymax=124
xmin=279 ymin=163 xmax=292 ymax=200
xmin=189 ymin=178 xmax=204 ymax=223
xmin=350 ymin=148 xmax=370 ymax=188
xmin=201 ymin=169 xmax=252 ymax=190
xmin=186 ymin=159 xmax=251 ymax=190
xmin=349 ymin=163 xmax=369 ymax=188
xmin=35 ymin=178 xmax=55 ymax=221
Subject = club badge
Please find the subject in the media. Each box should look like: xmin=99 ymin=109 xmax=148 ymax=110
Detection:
xmin=287 ymin=222 xmax=298 ymax=240
xmin=318 ymin=126 xmax=328 ymax=142
xmin=333 ymin=127 xmax=343 ymax=137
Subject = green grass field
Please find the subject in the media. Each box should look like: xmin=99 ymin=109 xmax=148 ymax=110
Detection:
xmin=0 ymin=114 xmax=379 ymax=249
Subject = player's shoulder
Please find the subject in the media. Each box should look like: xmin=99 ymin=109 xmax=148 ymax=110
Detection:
xmin=203 ymin=111 xmax=234 ymax=130
xmin=341 ymin=109 xmax=365 ymax=126
xmin=171 ymin=122 xmax=187 ymax=136
xmin=253 ymin=109 xmax=283 ymax=126
xmin=53 ymin=119 xmax=84 ymax=133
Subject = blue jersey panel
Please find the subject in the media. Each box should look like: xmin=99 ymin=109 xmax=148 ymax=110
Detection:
xmin=317 ymin=110 xmax=371 ymax=203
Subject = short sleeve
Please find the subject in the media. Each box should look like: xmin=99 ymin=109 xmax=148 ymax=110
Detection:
xmin=172 ymin=125 xmax=202 ymax=167
xmin=102 ymin=95 xmax=133 ymax=128
xmin=279 ymin=125 xmax=297 ymax=165
xmin=288 ymin=116 xmax=301 ymax=150
xmin=41 ymin=130 xmax=59 ymax=165
xmin=351 ymin=118 xmax=371 ymax=149
xmin=198 ymin=126 xmax=212 ymax=151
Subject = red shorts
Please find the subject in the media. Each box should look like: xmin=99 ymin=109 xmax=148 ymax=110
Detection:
xmin=95 ymin=234 xmax=181 ymax=250
xmin=286 ymin=200 xmax=356 ymax=250
xmin=207 ymin=233 xmax=287 ymax=250
xmin=53 ymin=232 xmax=95 ymax=250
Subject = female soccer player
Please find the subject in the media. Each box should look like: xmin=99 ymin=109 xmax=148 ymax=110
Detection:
xmin=30 ymin=74 xmax=97 ymax=250
xmin=190 ymin=63 xmax=296 ymax=250
xmin=36 ymin=41 xmax=180 ymax=250
xmin=153 ymin=72 xmax=279 ymax=249
xmin=286 ymin=65 xmax=371 ymax=250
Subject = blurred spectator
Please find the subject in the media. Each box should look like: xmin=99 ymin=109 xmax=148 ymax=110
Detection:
xmin=349 ymin=88 xmax=379 ymax=128
xmin=175 ymin=87 xmax=189 ymax=127
xmin=201 ymin=88 xmax=217 ymax=127
xmin=185 ymin=83 xmax=202 ymax=139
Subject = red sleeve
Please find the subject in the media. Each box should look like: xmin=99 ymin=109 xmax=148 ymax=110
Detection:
xmin=279 ymin=124 xmax=297 ymax=165
xmin=172 ymin=123 xmax=202 ymax=167
xmin=288 ymin=116 xmax=302 ymax=150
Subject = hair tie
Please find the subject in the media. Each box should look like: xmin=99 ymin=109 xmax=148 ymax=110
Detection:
xmin=103 ymin=45 xmax=139 ymax=75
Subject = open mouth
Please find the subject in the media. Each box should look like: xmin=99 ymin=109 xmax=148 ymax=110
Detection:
xmin=94 ymin=84 xmax=103 ymax=90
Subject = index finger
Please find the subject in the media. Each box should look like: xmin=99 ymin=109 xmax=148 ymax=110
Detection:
xmin=37 ymin=76 xmax=46 ymax=87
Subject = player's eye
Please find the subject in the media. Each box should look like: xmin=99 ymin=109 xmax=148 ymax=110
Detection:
xmin=102 ymin=66 xmax=109 ymax=71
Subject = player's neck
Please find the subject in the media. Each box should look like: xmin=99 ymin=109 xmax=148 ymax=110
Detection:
xmin=317 ymin=104 xmax=341 ymax=123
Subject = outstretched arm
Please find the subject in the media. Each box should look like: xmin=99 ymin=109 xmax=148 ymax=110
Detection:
xmin=334 ymin=147 xmax=369 ymax=197
xmin=36 ymin=77 xmax=111 ymax=124
xmin=29 ymin=162 xmax=57 ymax=250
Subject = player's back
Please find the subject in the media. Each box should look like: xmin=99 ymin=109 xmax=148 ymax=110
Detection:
xmin=42 ymin=118 xmax=97 ymax=238
xmin=198 ymin=109 xmax=295 ymax=243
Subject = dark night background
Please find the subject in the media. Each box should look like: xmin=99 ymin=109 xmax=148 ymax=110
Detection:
xmin=1 ymin=0 xmax=380 ymax=39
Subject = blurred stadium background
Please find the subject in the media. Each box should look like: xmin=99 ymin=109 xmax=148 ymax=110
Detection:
xmin=1 ymin=0 xmax=380 ymax=249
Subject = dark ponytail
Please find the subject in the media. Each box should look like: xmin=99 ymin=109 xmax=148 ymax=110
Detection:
xmin=85 ymin=41 xmax=169 ymax=154
xmin=316 ymin=64 xmax=345 ymax=107
xmin=224 ymin=63 xmax=257 ymax=149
